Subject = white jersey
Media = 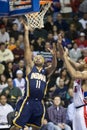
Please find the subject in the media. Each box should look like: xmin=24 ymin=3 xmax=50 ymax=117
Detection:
xmin=73 ymin=79 xmax=87 ymax=130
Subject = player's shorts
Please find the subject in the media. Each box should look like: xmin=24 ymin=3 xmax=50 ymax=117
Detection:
xmin=13 ymin=97 xmax=44 ymax=129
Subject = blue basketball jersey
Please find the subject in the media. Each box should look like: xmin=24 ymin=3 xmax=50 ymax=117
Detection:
xmin=24 ymin=66 xmax=47 ymax=100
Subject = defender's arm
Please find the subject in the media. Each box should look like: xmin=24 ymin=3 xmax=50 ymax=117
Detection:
xmin=63 ymin=51 xmax=87 ymax=79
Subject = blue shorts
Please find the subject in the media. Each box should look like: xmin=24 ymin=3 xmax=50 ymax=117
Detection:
xmin=13 ymin=98 xmax=44 ymax=128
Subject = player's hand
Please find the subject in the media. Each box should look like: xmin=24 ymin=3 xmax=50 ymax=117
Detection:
xmin=64 ymin=47 xmax=69 ymax=56
xmin=22 ymin=20 xmax=29 ymax=31
xmin=57 ymin=33 xmax=65 ymax=57
xmin=47 ymin=48 xmax=56 ymax=56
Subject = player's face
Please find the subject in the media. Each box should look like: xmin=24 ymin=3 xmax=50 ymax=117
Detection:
xmin=34 ymin=55 xmax=44 ymax=66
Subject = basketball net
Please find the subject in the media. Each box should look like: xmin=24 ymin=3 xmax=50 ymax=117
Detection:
xmin=25 ymin=1 xmax=52 ymax=29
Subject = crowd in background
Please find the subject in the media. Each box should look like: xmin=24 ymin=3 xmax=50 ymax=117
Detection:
xmin=0 ymin=0 xmax=87 ymax=130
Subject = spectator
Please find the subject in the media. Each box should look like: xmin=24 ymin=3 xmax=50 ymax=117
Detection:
xmin=0 ymin=74 xmax=8 ymax=93
xmin=51 ymin=0 xmax=61 ymax=21
xmin=9 ymin=23 xmax=20 ymax=41
xmin=71 ymin=0 xmax=80 ymax=13
xmin=44 ymin=41 xmax=52 ymax=52
xmin=79 ymin=13 xmax=87 ymax=29
xmin=69 ymin=43 xmax=82 ymax=62
xmin=47 ymin=32 xmax=55 ymax=44
xmin=33 ymin=37 xmax=45 ymax=51
xmin=0 ymin=94 xmax=14 ymax=127
xmin=13 ymin=70 xmax=25 ymax=96
xmin=17 ymin=34 xmax=24 ymax=50
xmin=53 ymin=78 xmax=68 ymax=106
xmin=0 ymin=24 xmax=10 ymax=43
xmin=66 ymin=88 xmax=73 ymax=105
xmin=47 ymin=96 xmax=71 ymax=130
xmin=57 ymin=68 xmax=70 ymax=86
xmin=4 ymin=62 xmax=14 ymax=79
xmin=0 ymin=64 xmax=5 ymax=75
xmin=1 ymin=17 xmax=12 ymax=31
xmin=70 ymin=13 xmax=83 ymax=32
xmin=44 ymin=15 xmax=54 ymax=32
xmin=7 ymin=37 xmax=16 ymax=51
xmin=12 ymin=40 xmax=24 ymax=63
xmin=13 ymin=59 xmax=26 ymax=78
xmin=60 ymin=0 xmax=72 ymax=18
xmin=13 ymin=16 xmax=24 ymax=32
xmin=2 ymin=78 xmax=22 ymax=109
xmin=65 ymin=23 xmax=78 ymax=40
xmin=0 ymin=42 xmax=14 ymax=64
xmin=33 ymin=28 xmax=48 ymax=39
xmin=54 ymin=13 xmax=69 ymax=31
xmin=41 ymin=121 xmax=58 ymax=130
xmin=74 ymin=32 xmax=87 ymax=48
xmin=83 ymin=23 xmax=87 ymax=39
xmin=79 ymin=0 xmax=87 ymax=13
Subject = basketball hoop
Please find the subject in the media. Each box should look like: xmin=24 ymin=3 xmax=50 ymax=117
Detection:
xmin=40 ymin=0 xmax=52 ymax=5
xmin=25 ymin=0 xmax=52 ymax=29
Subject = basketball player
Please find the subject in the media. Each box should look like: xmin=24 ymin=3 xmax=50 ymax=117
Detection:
xmin=57 ymin=34 xmax=87 ymax=130
xmin=10 ymin=22 xmax=57 ymax=130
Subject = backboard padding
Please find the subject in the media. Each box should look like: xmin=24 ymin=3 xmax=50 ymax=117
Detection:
xmin=0 ymin=0 xmax=40 ymax=17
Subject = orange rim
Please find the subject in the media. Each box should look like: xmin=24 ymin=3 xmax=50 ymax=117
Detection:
xmin=40 ymin=0 xmax=52 ymax=5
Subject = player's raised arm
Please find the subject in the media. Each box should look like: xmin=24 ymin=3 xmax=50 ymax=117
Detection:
xmin=68 ymin=57 xmax=84 ymax=70
xmin=46 ymin=48 xmax=57 ymax=78
xmin=23 ymin=22 xmax=34 ymax=75
xmin=63 ymin=48 xmax=87 ymax=79
xmin=57 ymin=34 xmax=64 ymax=60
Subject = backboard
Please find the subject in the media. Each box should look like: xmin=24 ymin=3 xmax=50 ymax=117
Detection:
xmin=0 ymin=0 xmax=40 ymax=17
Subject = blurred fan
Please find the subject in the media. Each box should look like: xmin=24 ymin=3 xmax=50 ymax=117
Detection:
xmin=0 ymin=64 xmax=5 ymax=74
xmin=79 ymin=0 xmax=87 ymax=13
